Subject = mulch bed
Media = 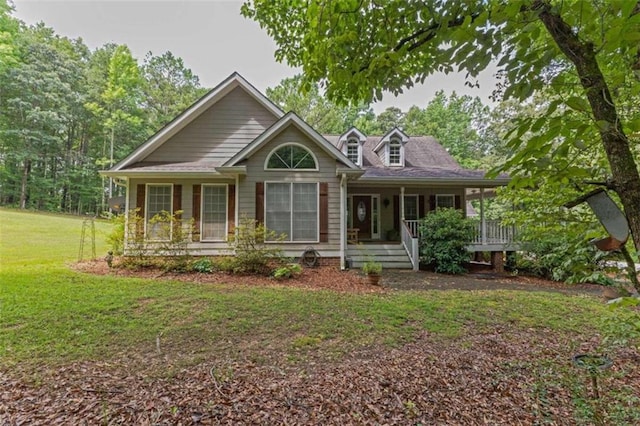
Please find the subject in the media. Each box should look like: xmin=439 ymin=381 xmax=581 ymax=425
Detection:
xmin=72 ymin=258 xmax=609 ymax=297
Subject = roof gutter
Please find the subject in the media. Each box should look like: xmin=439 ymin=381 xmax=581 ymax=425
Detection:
xmin=357 ymin=176 xmax=511 ymax=187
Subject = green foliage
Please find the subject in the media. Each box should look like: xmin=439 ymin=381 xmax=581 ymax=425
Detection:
xmin=362 ymin=259 xmax=382 ymax=275
xmin=273 ymin=263 xmax=303 ymax=280
xmin=502 ymin=181 xmax=617 ymax=285
xmin=106 ymin=213 xmax=126 ymax=255
xmin=243 ymin=0 xmax=640 ymax=259
xmin=600 ymin=297 xmax=640 ymax=350
xmin=419 ymin=208 xmax=474 ymax=274
xmin=266 ymin=73 xmax=367 ymax=134
xmin=0 ymin=15 xmax=204 ymax=214
xmin=517 ymin=233 xmax=615 ymax=285
xmin=226 ymin=216 xmax=286 ymax=275
xmin=190 ymin=257 xmax=215 ymax=273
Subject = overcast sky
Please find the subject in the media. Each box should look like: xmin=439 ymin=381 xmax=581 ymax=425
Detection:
xmin=12 ymin=0 xmax=498 ymax=113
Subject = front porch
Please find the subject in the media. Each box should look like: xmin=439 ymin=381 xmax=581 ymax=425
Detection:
xmin=347 ymin=219 xmax=518 ymax=271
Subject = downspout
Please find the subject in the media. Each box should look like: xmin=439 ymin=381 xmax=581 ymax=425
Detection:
xmin=340 ymin=173 xmax=347 ymax=270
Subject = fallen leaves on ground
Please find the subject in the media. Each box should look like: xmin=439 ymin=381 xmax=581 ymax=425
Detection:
xmin=2 ymin=330 xmax=638 ymax=425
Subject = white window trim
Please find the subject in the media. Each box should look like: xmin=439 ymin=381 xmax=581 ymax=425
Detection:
xmin=200 ymin=184 xmax=228 ymax=242
xmin=344 ymin=137 xmax=362 ymax=166
xmin=265 ymin=181 xmax=320 ymax=243
xmin=435 ymin=194 xmax=456 ymax=209
xmin=263 ymin=143 xmax=319 ymax=171
xmin=387 ymin=138 xmax=403 ymax=166
xmin=145 ymin=183 xmax=173 ymax=241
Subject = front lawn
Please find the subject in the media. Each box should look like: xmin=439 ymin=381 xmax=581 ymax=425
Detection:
xmin=1 ymin=209 xmax=638 ymax=425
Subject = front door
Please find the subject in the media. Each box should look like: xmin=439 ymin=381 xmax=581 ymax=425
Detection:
xmin=353 ymin=195 xmax=372 ymax=239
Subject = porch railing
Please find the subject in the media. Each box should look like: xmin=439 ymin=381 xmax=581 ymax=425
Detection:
xmin=472 ymin=220 xmax=516 ymax=244
xmin=405 ymin=218 xmax=515 ymax=245
xmin=401 ymin=220 xmax=420 ymax=271
xmin=404 ymin=220 xmax=420 ymax=238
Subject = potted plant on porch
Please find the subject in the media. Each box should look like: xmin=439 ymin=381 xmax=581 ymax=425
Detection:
xmin=362 ymin=259 xmax=383 ymax=285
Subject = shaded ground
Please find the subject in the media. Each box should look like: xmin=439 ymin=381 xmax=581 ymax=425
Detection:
xmin=3 ymin=330 xmax=639 ymax=425
xmin=74 ymin=259 xmax=607 ymax=297
xmin=4 ymin=261 xmax=630 ymax=425
xmin=380 ymin=266 xmax=605 ymax=296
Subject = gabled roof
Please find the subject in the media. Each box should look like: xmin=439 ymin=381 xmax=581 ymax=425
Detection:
xmin=374 ymin=127 xmax=410 ymax=152
xmin=106 ymin=72 xmax=284 ymax=173
xmin=223 ymin=112 xmax=360 ymax=169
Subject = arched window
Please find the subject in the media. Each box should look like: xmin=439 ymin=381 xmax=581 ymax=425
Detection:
xmin=266 ymin=144 xmax=317 ymax=170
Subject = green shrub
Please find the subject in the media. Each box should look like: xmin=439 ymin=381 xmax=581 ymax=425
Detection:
xmin=190 ymin=257 xmax=215 ymax=273
xmin=227 ymin=217 xmax=286 ymax=275
xmin=273 ymin=263 xmax=303 ymax=280
xmin=362 ymin=259 xmax=382 ymax=275
xmin=419 ymin=208 xmax=475 ymax=274
xmin=215 ymin=256 xmax=237 ymax=273
xmin=106 ymin=213 xmax=125 ymax=255
xmin=517 ymin=233 xmax=615 ymax=285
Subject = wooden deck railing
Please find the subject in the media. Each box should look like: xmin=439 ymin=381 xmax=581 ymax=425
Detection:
xmin=404 ymin=219 xmax=516 ymax=245
xmin=472 ymin=220 xmax=516 ymax=244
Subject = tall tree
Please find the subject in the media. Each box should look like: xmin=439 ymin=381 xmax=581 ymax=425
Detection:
xmin=86 ymin=45 xmax=144 ymax=204
xmin=403 ymin=91 xmax=492 ymax=168
xmin=0 ymin=0 xmax=18 ymax=73
xmin=141 ymin=51 xmax=206 ymax=130
xmin=267 ymin=74 xmax=366 ymax=134
xmin=0 ymin=24 xmax=82 ymax=209
xmin=242 ymin=0 xmax=640 ymax=256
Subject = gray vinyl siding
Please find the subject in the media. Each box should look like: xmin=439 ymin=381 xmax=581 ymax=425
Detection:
xmin=144 ymin=87 xmax=278 ymax=164
xmin=238 ymin=126 xmax=341 ymax=251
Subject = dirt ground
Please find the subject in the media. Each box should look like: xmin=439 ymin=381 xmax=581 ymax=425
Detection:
xmin=74 ymin=259 xmax=607 ymax=297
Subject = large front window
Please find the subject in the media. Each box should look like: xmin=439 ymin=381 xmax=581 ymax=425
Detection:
xmin=146 ymin=184 xmax=172 ymax=240
xmin=202 ymin=185 xmax=227 ymax=241
xmin=266 ymin=182 xmax=318 ymax=241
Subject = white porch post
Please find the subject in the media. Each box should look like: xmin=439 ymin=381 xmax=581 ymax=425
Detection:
xmin=124 ymin=177 xmax=130 ymax=251
xmin=400 ymin=186 xmax=405 ymax=223
xmin=480 ymin=188 xmax=486 ymax=245
xmin=340 ymin=173 xmax=347 ymax=270
xmin=235 ymin=174 xmax=240 ymax=234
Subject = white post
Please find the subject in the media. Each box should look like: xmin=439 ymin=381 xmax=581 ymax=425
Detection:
xmin=480 ymin=188 xmax=486 ymax=245
xmin=400 ymin=186 xmax=405 ymax=222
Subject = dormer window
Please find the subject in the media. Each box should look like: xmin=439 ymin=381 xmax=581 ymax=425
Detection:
xmin=374 ymin=127 xmax=409 ymax=167
xmin=388 ymin=138 xmax=401 ymax=166
xmin=346 ymin=138 xmax=360 ymax=165
xmin=338 ymin=127 xmax=366 ymax=167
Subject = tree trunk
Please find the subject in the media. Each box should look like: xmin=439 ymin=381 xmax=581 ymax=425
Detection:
xmin=536 ymin=1 xmax=640 ymax=258
xmin=19 ymin=159 xmax=31 ymax=210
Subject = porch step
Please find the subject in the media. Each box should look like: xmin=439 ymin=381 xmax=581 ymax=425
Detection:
xmin=347 ymin=244 xmax=414 ymax=270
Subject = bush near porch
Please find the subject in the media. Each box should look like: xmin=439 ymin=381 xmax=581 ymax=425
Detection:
xmin=419 ymin=208 xmax=475 ymax=274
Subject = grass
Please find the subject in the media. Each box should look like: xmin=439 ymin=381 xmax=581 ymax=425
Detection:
xmin=0 ymin=208 xmax=609 ymax=370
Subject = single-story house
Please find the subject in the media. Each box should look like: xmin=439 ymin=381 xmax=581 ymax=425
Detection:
xmin=101 ymin=73 xmax=513 ymax=270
